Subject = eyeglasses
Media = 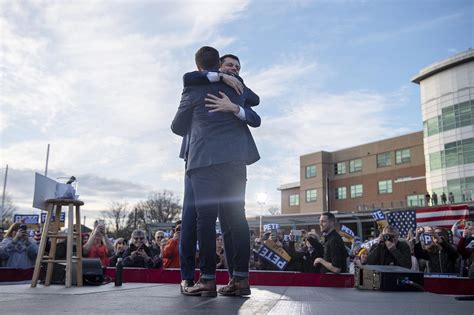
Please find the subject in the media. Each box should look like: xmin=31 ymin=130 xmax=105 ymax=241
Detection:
xmin=156 ymin=236 xmax=164 ymax=239
xmin=134 ymin=237 xmax=145 ymax=240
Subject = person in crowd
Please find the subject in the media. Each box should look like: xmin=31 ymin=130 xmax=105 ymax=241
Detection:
xmin=432 ymin=192 xmax=438 ymax=206
xmin=216 ymin=233 xmax=227 ymax=269
xmin=367 ymin=225 xmax=411 ymax=269
xmin=149 ymin=230 xmax=165 ymax=267
xmin=33 ymin=230 xmax=41 ymax=245
xmin=82 ymin=233 xmax=90 ymax=246
xmin=425 ymin=193 xmax=431 ymax=206
xmin=109 ymin=237 xmax=128 ymax=267
xmin=163 ymin=225 xmax=181 ymax=268
xmin=457 ymin=225 xmax=473 ymax=276
xmin=122 ymin=229 xmax=154 ymax=268
xmin=448 ymin=192 xmax=455 ymax=204
xmin=0 ymin=228 xmax=5 ymax=242
xmin=441 ymin=192 xmax=447 ymax=205
xmin=83 ymin=223 xmax=114 ymax=267
xmin=414 ymin=226 xmax=458 ymax=273
xmin=0 ymin=223 xmax=38 ymax=268
xmin=350 ymin=247 xmax=368 ymax=273
xmin=313 ymin=212 xmax=348 ymax=273
xmin=287 ymin=231 xmax=324 ymax=272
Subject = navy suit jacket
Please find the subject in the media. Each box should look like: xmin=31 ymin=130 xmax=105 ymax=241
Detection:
xmin=183 ymin=71 xmax=260 ymax=109
xmin=171 ymin=81 xmax=260 ymax=172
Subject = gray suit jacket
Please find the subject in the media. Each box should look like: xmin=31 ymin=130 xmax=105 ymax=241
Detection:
xmin=171 ymin=82 xmax=260 ymax=172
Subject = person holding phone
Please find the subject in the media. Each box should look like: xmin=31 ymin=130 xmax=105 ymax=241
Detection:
xmin=83 ymin=221 xmax=114 ymax=267
xmin=122 ymin=229 xmax=154 ymax=268
xmin=414 ymin=226 xmax=458 ymax=273
xmin=0 ymin=223 xmax=38 ymax=268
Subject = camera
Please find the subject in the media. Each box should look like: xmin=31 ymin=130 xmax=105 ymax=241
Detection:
xmin=19 ymin=224 xmax=28 ymax=232
xmin=383 ymin=234 xmax=393 ymax=242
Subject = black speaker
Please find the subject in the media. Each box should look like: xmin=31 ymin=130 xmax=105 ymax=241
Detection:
xmin=355 ymin=265 xmax=424 ymax=291
xmin=41 ymin=258 xmax=104 ymax=285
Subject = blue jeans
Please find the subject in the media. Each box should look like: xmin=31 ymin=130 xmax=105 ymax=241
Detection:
xmin=179 ymin=174 xmax=197 ymax=281
xmin=189 ymin=162 xmax=250 ymax=279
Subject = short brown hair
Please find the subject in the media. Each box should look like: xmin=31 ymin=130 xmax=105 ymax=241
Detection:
xmin=195 ymin=46 xmax=220 ymax=70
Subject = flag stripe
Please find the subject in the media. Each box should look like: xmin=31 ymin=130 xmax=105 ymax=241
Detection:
xmin=418 ymin=219 xmax=465 ymax=227
xmin=416 ymin=204 xmax=469 ymax=213
xmin=416 ymin=210 xmax=469 ymax=218
xmin=416 ymin=214 xmax=469 ymax=222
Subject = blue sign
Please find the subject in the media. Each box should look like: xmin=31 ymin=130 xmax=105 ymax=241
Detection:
xmin=263 ymin=223 xmax=280 ymax=232
xmin=257 ymin=244 xmax=289 ymax=270
xmin=41 ymin=212 xmax=66 ymax=223
xmin=13 ymin=214 xmax=39 ymax=224
xmin=372 ymin=210 xmax=385 ymax=221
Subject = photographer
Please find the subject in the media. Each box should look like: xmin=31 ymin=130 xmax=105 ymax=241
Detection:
xmin=0 ymin=223 xmax=38 ymax=268
xmin=367 ymin=225 xmax=411 ymax=269
xmin=109 ymin=238 xmax=128 ymax=267
xmin=287 ymin=231 xmax=324 ymax=273
xmin=122 ymin=229 xmax=154 ymax=268
xmin=83 ymin=222 xmax=114 ymax=267
xmin=414 ymin=226 xmax=458 ymax=273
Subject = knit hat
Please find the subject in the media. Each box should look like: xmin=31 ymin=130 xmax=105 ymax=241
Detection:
xmin=357 ymin=248 xmax=368 ymax=257
xmin=34 ymin=230 xmax=41 ymax=241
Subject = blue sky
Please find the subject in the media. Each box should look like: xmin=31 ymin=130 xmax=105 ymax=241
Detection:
xmin=0 ymin=0 xmax=472 ymax=224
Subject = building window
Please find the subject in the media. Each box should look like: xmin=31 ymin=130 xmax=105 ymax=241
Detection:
xmin=289 ymin=194 xmax=299 ymax=206
xmin=349 ymin=159 xmax=362 ymax=173
xmin=422 ymin=101 xmax=474 ymax=137
xmin=429 ymin=138 xmax=474 ymax=171
xmin=395 ymin=148 xmax=411 ymax=164
xmin=378 ymin=180 xmax=393 ymax=194
xmin=335 ymin=187 xmax=347 ymax=200
xmin=350 ymin=184 xmax=363 ymax=198
xmin=306 ymin=189 xmax=317 ymax=203
xmin=305 ymin=165 xmax=317 ymax=178
xmin=377 ymin=152 xmax=391 ymax=167
xmin=407 ymin=194 xmax=425 ymax=207
xmin=334 ymin=162 xmax=346 ymax=175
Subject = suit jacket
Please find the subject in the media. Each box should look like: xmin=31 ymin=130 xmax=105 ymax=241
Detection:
xmin=183 ymin=71 xmax=260 ymax=108
xmin=171 ymin=81 xmax=260 ymax=172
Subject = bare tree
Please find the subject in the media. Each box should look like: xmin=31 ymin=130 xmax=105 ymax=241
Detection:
xmin=1 ymin=193 xmax=17 ymax=228
xmin=137 ymin=191 xmax=181 ymax=224
xmin=126 ymin=205 xmax=147 ymax=231
xmin=267 ymin=206 xmax=280 ymax=216
xmin=101 ymin=201 xmax=129 ymax=237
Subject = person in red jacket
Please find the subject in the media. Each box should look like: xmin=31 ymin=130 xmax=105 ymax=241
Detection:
xmin=163 ymin=225 xmax=181 ymax=268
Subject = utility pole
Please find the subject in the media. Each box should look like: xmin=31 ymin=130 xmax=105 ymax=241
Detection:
xmin=44 ymin=144 xmax=50 ymax=177
xmin=1 ymin=164 xmax=8 ymax=228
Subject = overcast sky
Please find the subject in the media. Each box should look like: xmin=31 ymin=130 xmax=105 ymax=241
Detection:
xmin=0 ymin=0 xmax=471 ymax=224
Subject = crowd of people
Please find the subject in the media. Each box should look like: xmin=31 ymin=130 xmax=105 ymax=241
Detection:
xmin=0 ymin=216 xmax=473 ymax=280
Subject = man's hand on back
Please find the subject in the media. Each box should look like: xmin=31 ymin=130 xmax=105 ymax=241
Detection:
xmin=205 ymin=92 xmax=240 ymax=114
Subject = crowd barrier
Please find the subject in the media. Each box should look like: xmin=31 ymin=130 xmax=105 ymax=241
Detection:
xmin=1 ymin=267 xmax=472 ymax=295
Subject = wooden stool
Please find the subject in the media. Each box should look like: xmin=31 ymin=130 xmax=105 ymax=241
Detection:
xmin=31 ymin=198 xmax=84 ymax=288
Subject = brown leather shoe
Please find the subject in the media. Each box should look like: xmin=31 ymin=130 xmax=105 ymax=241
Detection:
xmin=183 ymin=278 xmax=217 ymax=297
xmin=218 ymin=277 xmax=251 ymax=296
xmin=180 ymin=280 xmax=194 ymax=294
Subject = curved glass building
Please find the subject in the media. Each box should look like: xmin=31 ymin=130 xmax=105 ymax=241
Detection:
xmin=412 ymin=48 xmax=474 ymax=202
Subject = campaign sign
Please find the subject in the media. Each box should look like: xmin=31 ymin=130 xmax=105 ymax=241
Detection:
xmin=421 ymin=233 xmax=433 ymax=245
xmin=41 ymin=212 xmax=66 ymax=223
xmin=372 ymin=209 xmax=388 ymax=229
xmin=257 ymin=239 xmax=291 ymax=270
xmin=361 ymin=238 xmax=379 ymax=250
xmin=340 ymin=225 xmax=355 ymax=238
xmin=263 ymin=223 xmax=280 ymax=232
xmin=13 ymin=214 xmax=39 ymax=224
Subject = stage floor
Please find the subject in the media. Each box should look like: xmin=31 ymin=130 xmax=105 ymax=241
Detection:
xmin=0 ymin=283 xmax=472 ymax=314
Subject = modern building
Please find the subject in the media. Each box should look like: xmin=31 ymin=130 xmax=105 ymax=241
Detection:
xmin=278 ymin=131 xmax=427 ymax=215
xmin=412 ymin=48 xmax=474 ymax=203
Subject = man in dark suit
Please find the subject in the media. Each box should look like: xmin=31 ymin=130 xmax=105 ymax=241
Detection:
xmin=178 ymin=54 xmax=261 ymax=295
xmin=172 ymin=46 xmax=260 ymax=297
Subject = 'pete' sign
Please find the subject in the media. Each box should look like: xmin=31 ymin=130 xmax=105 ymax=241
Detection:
xmin=40 ymin=212 xmax=65 ymax=223
xmin=257 ymin=239 xmax=291 ymax=270
xmin=13 ymin=214 xmax=40 ymax=224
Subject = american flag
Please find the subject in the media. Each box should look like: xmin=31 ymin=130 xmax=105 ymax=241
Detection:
xmin=416 ymin=204 xmax=470 ymax=229
xmin=387 ymin=209 xmax=417 ymax=238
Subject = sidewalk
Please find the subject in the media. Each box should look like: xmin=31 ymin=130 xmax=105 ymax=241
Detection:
xmin=0 ymin=283 xmax=472 ymax=314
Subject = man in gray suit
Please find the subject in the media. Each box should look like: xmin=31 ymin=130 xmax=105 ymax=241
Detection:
xmin=171 ymin=46 xmax=259 ymax=297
